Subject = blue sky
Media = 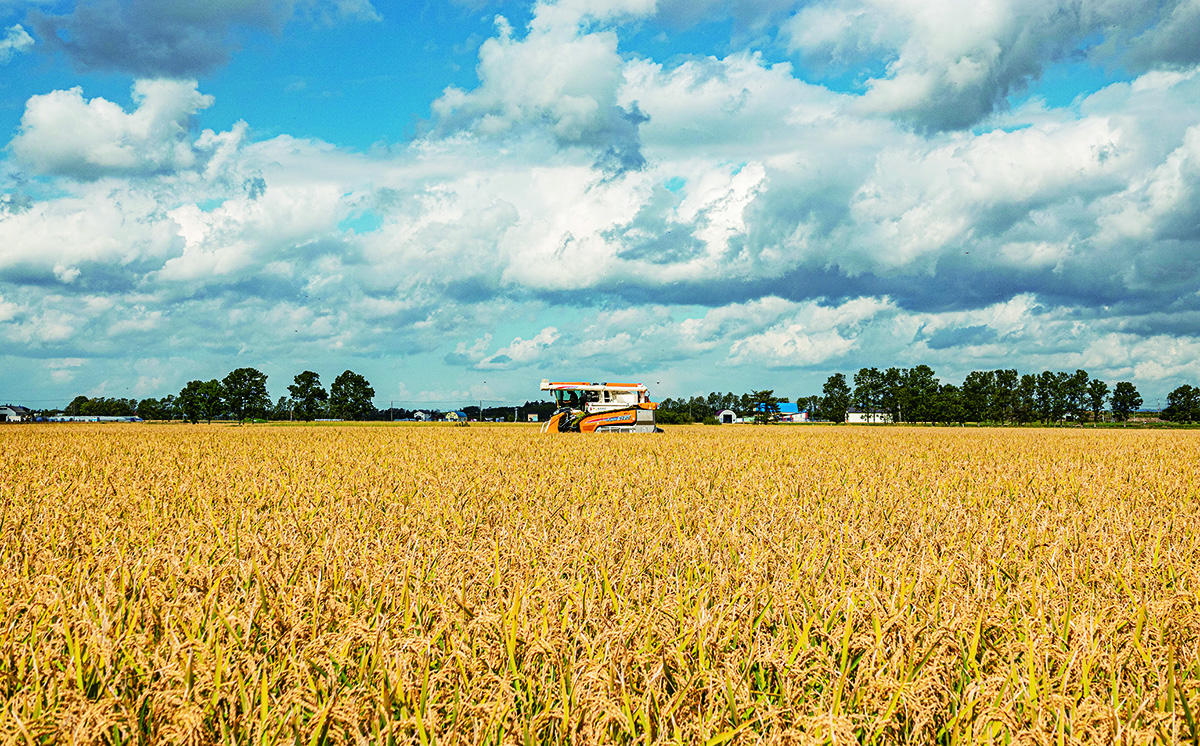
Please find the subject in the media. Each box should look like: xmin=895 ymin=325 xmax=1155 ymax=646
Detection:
xmin=2 ymin=0 xmax=1200 ymax=410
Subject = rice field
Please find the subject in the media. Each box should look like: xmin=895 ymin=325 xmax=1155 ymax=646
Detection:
xmin=1 ymin=423 xmax=1199 ymax=744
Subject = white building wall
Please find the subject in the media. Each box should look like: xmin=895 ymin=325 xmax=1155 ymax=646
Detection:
xmin=846 ymin=412 xmax=892 ymax=424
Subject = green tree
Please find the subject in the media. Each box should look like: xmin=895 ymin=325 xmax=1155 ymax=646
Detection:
xmin=750 ymin=389 xmax=780 ymax=424
xmin=1163 ymin=384 xmax=1200 ymax=423
xmin=222 ymin=368 xmax=270 ymax=424
xmin=136 ymin=397 xmax=163 ymax=420
xmin=900 ymin=365 xmax=939 ymax=422
xmin=287 ymin=370 xmax=328 ymax=421
xmin=880 ymin=367 xmax=904 ymax=422
xmin=797 ymin=395 xmax=823 ymax=418
xmin=706 ymin=392 xmax=722 ymax=414
xmin=330 ymin=370 xmax=375 ymax=420
xmin=1064 ymin=369 xmax=1090 ymax=422
xmin=656 ymin=409 xmax=691 ymax=425
xmin=933 ymin=384 xmax=966 ymax=424
xmin=852 ymin=367 xmax=884 ymax=421
xmin=1014 ymin=373 xmax=1038 ymax=424
xmin=1086 ymin=378 xmax=1109 ymax=424
xmin=159 ymin=394 xmax=179 ymax=420
xmin=179 ymin=379 xmax=223 ymax=424
xmin=80 ymin=397 xmax=136 ymax=416
xmin=961 ymin=370 xmax=995 ymax=423
xmin=65 ymin=395 xmax=89 ymax=416
xmin=992 ymin=369 xmax=1018 ymax=423
xmin=820 ymin=373 xmax=851 ymax=423
xmin=270 ymin=396 xmax=294 ymax=421
xmin=1035 ymin=371 xmax=1064 ymax=423
xmin=1111 ymin=382 xmax=1142 ymax=423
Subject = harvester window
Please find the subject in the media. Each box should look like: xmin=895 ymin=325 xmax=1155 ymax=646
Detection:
xmin=554 ymin=389 xmax=599 ymax=409
xmin=555 ymin=390 xmax=582 ymax=408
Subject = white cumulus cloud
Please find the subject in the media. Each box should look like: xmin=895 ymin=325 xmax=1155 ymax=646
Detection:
xmin=785 ymin=0 xmax=1197 ymax=131
xmin=449 ymin=327 xmax=562 ymax=370
xmin=432 ymin=1 xmax=649 ymax=171
xmin=0 ymin=24 xmax=33 ymax=63
xmin=9 ymin=79 xmax=214 ymax=179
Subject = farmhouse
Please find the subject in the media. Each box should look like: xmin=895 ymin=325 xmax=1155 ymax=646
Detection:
xmin=846 ymin=407 xmax=892 ymax=424
xmin=1 ymin=405 xmax=31 ymax=422
xmin=48 ymin=415 xmax=144 ymax=422
xmin=776 ymin=403 xmax=811 ymax=423
xmin=750 ymin=403 xmax=811 ymax=423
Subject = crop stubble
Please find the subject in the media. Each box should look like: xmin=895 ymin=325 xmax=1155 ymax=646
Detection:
xmin=1 ymin=424 xmax=1199 ymax=744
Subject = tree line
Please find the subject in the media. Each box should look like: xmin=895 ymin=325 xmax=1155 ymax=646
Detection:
xmin=812 ymin=367 xmax=1145 ymax=424
xmin=46 ymin=365 xmax=1200 ymax=426
xmin=1164 ymin=384 xmax=1200 ymax=423
xmin=656 ymin=366 xmax=1198 ymax=424
xmin=57 ymin=369 xmax=562 ymax=424
xmin=64 ymin=368 xmax=377 ymax=423
xmin=657 ymin=391 xmax=781 ymax=424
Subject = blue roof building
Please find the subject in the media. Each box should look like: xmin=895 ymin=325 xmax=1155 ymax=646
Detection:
xmin=754 ymin=402 xmax=801 ymax=414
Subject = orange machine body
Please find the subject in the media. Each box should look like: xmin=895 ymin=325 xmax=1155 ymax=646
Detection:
xmin=538 ymin=379 xmax=660 ymax=433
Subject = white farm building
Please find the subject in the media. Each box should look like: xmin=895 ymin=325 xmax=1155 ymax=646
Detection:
xmin=845 ymin=407 xmax=892 ymax=424
xmin=1 ymin=405 xmax=31 ymax=422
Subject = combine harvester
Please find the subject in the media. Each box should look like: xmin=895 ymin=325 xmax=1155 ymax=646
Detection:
xmin=539 ymin=379 xmax=660 ymax=433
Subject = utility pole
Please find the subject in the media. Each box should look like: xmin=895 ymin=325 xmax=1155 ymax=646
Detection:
xmin=390 ymin=400 xmax=394 ymax=422
xmin=479 ymin=399 xmax=483 ymax=423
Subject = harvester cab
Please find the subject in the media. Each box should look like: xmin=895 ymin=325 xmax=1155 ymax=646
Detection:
xmin=539 ymin=379 xmax=660 ymax=433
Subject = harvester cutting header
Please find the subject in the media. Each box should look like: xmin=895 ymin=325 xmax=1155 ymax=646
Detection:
xmin=539 ymin=379 xmax=660 ymax=433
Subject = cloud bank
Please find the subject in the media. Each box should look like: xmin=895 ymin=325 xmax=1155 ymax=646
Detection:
xmin=30 ymin=0 xmax=380 ymax=77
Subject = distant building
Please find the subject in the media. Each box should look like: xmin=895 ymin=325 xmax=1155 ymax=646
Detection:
xmin=1 ymin=405 xmax=31 ymax=422
xmin=846 ymin=407 xmax=892 ymax=424
xmin=526 ymin=413 xmax=539 ymax=422
xmin=445 ymin=410 xmax=469 ymax=422
xmin=777 ymin=403 xmax=812 ymax=423
xmin=752 ymin=402 xmax=811 ymax=423
xmin=413 ymin=411 xmax=430 ymax=421
xmin=717 ymin=409 xmax=737 ymax=424
xmin=47 ymin=415 xmax=144 ymax=423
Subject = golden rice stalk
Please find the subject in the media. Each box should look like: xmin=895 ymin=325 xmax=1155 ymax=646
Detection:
xmin=1 ymin=424 xmax=1198 ymax=744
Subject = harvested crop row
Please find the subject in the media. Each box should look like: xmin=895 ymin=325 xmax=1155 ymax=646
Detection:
xmin=1 ymin=425 xmax=1198 ymax=744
